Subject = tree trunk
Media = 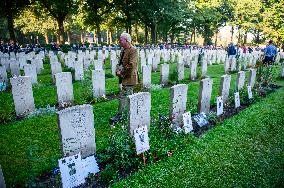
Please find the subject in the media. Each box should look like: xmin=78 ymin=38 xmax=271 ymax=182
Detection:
xmin=193 ymin=27 xmax=196 ymax=44
xmin=150 ymin=24 xmax=156 ymax=45
xmin=7 ymin=11 xmax=16 ymax=42
xmin=116 ymin=28 xmax=119 ymax=44
xmin=125 ymin=0 xmax=131 ymax=35
xmin=255 ymin=29 xmax=260 ymax=44
xmin=145 ymin=25 xmax=148 ymax=44
xmin=170 ymin=32 xmax=174 ymax=44
xmin=57 ymin=18 xmax=65 ymax=44
xmin=109 ymin=30 xmax=113 ymax=44
xmin=44 ymin=32 xmax=49 ymax=44
xmin=238 ymin=28 xmax=241 ymax=44
xmin=243 ymin=31 xmax=248 ymax=44
xmin=231 ymin=26 xmax=234 ymax=42
xmin=203 ymin=25 xmax=212 ymax=45
xmin=135 ymin=24 xmax=138 ymax=44
xmin=56 ymin=33 xmax=60 ymax=44
xmin=189 ymin=30 xmax=193 ymax=44
xmin=106 ymin=29 xmax=109 ymax=45
xmin=96 ymin=26 xmax=101 ymax=44
xmin=81 ymin=31 xmax=84 ymax=43
xmin=214 ymin=29 xmax=218 ymax=46
xmin=67 ymin=31 xmax=71 ymax=44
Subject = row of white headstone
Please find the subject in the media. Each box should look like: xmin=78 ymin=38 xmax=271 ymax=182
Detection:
xmin=55 ymin=68 xmax=259 ymax=187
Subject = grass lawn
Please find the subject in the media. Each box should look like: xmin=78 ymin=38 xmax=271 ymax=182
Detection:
xmin=113 ymin=80 xmax=284 ymax=188
xmin=0 ymin=57 xmax=283 ymax=187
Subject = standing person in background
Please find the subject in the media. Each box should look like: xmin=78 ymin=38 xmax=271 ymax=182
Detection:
xmin=227 ymin=43 xmax=237 ymax=71
xmin=110 ymin=32 xmax=139 ymax=124
xmin=263 ymin=40 xmax=277 ymax=65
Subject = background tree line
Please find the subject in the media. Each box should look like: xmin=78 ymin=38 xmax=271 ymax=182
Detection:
xmin=0 ymin=0 xmax=283 ymax=46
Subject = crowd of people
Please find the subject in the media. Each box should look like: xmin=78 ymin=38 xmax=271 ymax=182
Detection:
xmin=0 ymin=38 xmax=280 ymax=63
xmin=0 ymin=40 xmax=44 ymax=55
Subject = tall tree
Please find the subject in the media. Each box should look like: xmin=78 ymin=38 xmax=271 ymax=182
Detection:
xmin=83 ymin=0 xmax=113 ymax=44
xmin=36 ymin=0 xmax=78 ymax=44
xmin=261 ymin=0 xmax=284 ymax=46
xmin=0 ymin=0 xmax=30 ymax=42
xmin=14 ymin=6 xmax=57 ymax=44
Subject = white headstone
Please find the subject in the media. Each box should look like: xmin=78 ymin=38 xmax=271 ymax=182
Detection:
xmin=55 ymin=72 xmax=74 ymax=106
xmin=142 ymin=65 xmax=151 ymax=88
xmin=170 ymin=84 xmax=188 ymax=129
xmin=248 ymin=69 xmax=256 ymax=88
xmin=224 ymin=58 xmax=230 ymax=73
xmin=219 ymin=74 xmax=231 ymax=102
xmin=31 ymin=58 xmax=43 ymax=74
xmin=178 ymin=63 xmax=184 ymax=81
xmin=1 ymin=59 xmax=10 ymax=72
xmin=128 ymin=92 xmax=151 ymax=136
xmin=236 ymin=71 xmax=245 ymax=91
xmin=10 ymin=60 xmax=20 ymax=77
xmin=198 ymin=78 xmax=213 ymax=114
xmin=92 ymin=69 xmax=105 ymax=98
xmin=74 ymin=61 xmax=84 ymax=80
xmin=111 ymin=58 xmax=118 ymax=76
xmin=94 ymin=59 xmax=103 ymax=70
xmin=0 ymin=66 xmax=8 ymax=84
xmin=160 ymin=63 xmax=169 ymax=85
xmin=24 ymin=64 xmax=37 ymax=84
xmin=201 ymin=59 xmax=207 ymax=77
xmin=51 ymin=62 xmax=62 ymax=81
xmin=57 ymin=104 xmax=96 ymax=158
xmin=190 ymin=61 xmax=197 ymax=80
xmin=10 ymin=76 xmax=35 ymax=116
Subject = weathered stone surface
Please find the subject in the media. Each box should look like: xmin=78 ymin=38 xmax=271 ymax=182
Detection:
xmin=74 ymin=60 xmax=84 ymax=80
xmin=219 ymin=74 xmax=231 ymax=102
xmin=10 ymin=60 xmax=20 ymax=77
xmin=190 ymin=61 xmax=197 ymax=80
xmin=24 ymin=64 xmax=38 ymax=84
xmin=160 ymin=63 xmax=169 ymax=85
xmin=248 ymin=68 xmax=256 ymax=87
xmin=224 ymin=58 xmax=230 ymax=73
xmin=198 ymin=78 xmax=213 ymax=114
xmin=201 ymin=59 xmax=207 ymax=77
xmin=10 ymin=76 xmax=35 ymax=116
xmin=178 ymin=63 xmax=184 ymax=81
xmin=236 ymin=71 xmax=245 ymax=91
xmin=128 ymin=92 xmax=151 ymax=136
xmin=57 ymin=104 xmax=96 ymax=158
xmin=55 ymin=72 xmax=74 ymax=106
xmin=0 ymin=66 xmax=8 ymax=84
xmin=142 ymin=65 xmax=151 ymax=88
xmin=170 ymin=84 xmax=188 ymax=129
xmin=111 ymin=58 xmax=118 ymax=76
xmin=92 ymin=69 xmax=105 ymax=98
xmin=51 ymin=62 xmax=62 ymax=81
